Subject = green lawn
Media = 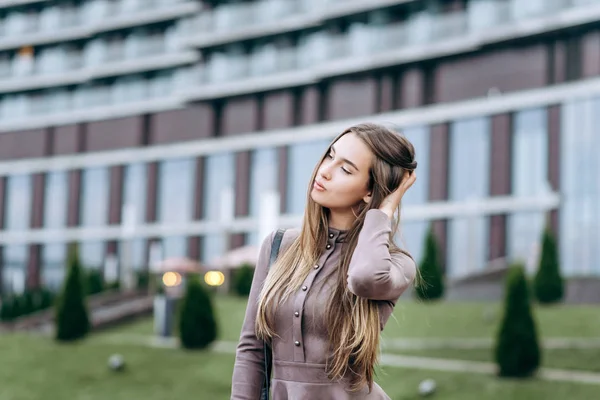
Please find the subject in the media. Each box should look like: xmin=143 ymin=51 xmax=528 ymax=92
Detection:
xmin=0 ymin=333 xmax=235 ymax=400
xmin=385 ymin=347 xmax=600 ymax=373
xmin=1 ymin=333 xmax=599 ymax=400
xmin=383 ymin=300 xmax=600 ymax=339
xmin=113 ymin=295 xmax=600 ymax=341
xmin=2 ymin=295 xmax=600 ymax=399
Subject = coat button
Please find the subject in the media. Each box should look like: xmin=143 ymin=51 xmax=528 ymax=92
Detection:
xmin=302 ymin=286 xmax=307 ymax=291
xmin=294 ymin=341 xmax=301 ymax=346
xmin=314 ymin=265 xmax=319 ymax=269
xmin=326 ymin=244 xmax=332 ymax=249
xmin=329 ymin=233 xmax=334 ymax=238
xmin=294 ymin=311 xmax=299 ymax=317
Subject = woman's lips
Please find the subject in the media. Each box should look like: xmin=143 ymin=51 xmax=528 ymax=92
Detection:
xmin=313 ymin=180 xmax=326 ymax=191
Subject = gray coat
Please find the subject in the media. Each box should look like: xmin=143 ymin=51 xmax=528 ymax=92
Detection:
xmin=231 ymin=209 xmax=417 ymax=399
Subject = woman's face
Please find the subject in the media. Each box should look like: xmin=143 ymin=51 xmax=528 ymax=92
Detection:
xmin=310 ymin=133 xmax=373 ymax=211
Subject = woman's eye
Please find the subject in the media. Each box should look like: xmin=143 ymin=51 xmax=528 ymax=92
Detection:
xmin=341 ymin=168 xmax=351 ymax=174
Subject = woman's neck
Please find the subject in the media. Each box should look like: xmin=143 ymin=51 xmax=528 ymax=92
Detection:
xmin=327 ymin=209 xmax=355 ymax=231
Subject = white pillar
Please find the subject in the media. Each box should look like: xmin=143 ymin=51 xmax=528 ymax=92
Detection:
xmin=120 ymin=203 xmax=137 ymax=291
xmin=104 ymin=253 xmax=119 ymax=286
xmin=258 ymin=190 xmax=281 ymax=244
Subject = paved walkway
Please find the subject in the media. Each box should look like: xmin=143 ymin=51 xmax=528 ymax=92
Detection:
xmin=94 ymin=334 xmax=600 ymax=385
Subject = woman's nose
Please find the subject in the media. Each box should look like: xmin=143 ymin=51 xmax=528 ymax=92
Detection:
xmin=318 ymin=165 xmax=332 ymax=180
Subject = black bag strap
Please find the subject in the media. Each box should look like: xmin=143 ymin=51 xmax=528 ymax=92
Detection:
xmin=269 ymin=229 xmax=286 ymax=270
xmin=261 ymin=228 xmax=285 ymax=400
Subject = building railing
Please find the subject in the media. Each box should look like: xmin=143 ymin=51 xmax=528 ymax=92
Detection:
xmin=180 ymin=0 xmax=415 ymax=48
xmin=0 ymin=0 xmax=198 ymax=52
xmin=179 ymin=0 xmax=600 ymax=101
xmin=0 ymin=47 xmax=197 ymax=95
xmin=0 ymin=0 xmax=47 ymax=9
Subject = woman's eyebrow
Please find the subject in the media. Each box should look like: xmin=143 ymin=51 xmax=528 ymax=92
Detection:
xmin=330 ymin=145 xmax=360 ymax=171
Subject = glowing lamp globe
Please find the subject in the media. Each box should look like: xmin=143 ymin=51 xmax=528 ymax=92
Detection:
xmin=204 ymin=271 xmax=225 ymax=287
xmin=162 ymin=271 xmax=182 ymax=287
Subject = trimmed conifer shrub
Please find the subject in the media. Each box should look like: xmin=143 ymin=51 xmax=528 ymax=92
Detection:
xmin=533 ymin=228 xmax=564 ymax=304
xmin=414 ymin=227 xmax=444 ymax=301
xmin=0 ymin=295 xmax=16 ymax=322
xmin=136 ymin=270 xmax=150 ymax=290
xmin=55 ymin=244 xmax=90 ymax=341
xmin=494 ymin=263 xmax=541 ymax=378
xmin=86 ymin=269 xmax=105 ymax=295
xmin=39 ymin=288 xmax=55 ymax=310
xmin=233 ymin=264 xmax=254 ymax=296
xmin=178 ymin=275 xmax=218 ymax=349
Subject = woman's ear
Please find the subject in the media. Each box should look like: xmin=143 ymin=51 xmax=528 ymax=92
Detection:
xmin=362 ymin=192 xmax=372 ymax=204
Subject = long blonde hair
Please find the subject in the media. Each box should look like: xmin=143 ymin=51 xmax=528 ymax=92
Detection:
xmin=255 ymin=123 xmax=417 ymax=391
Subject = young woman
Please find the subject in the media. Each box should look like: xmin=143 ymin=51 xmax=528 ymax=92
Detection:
xmin=231 ymin=122 xmax=418 ymax=399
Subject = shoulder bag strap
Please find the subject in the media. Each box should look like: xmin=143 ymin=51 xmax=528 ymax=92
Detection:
xmin=261 ymin=228 xmax=285 ymax=400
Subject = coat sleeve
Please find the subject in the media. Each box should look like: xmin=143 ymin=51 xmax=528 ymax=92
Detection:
xmin=230 ymin=231 xmax=275 ymax=400
xmin=347 ymin=209 xmax=416 ymax=301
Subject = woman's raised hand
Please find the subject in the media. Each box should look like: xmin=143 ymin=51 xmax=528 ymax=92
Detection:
xmin=379 ymin=171 xmax=417 ymax=218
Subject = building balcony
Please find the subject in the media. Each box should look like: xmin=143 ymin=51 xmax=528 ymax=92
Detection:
xmin=0 ymin=73 xmax=187 ymax=131
xmin=0 ymin=0 xmax=199 ymax=52
xmin=0 ymin=0 xmax=47 ymax=9
xmin=0 ymin=50 xmax=198 ymax=95
xmin=180 ymin=0 xmax=415 ymax=49
xmin=179 ymin=0 xmax=600 ymax=101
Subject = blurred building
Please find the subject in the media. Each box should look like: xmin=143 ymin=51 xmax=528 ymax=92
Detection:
xmin=0 ymin=0 xmax=598 ymax=294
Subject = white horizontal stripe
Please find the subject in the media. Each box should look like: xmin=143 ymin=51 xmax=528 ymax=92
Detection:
xmin=181 ymin=69 xmax=317 ymax=101
xmin=0 ymin=194 xmax=559 ymax=245
xmin=0 ymin=75 xmax=597 ymax=175
xmin=0 ymin=97 xmax=184 ymax=135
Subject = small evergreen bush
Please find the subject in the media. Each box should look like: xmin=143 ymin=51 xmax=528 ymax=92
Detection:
xmin=494 ymin=263 xmax=541 ymax=378
xmin=414 ymin=227 xmax=444 ymax=301
xmin=233 ymin=264 xmax=254 ymax=296
xmin=178 ymin=275 xmax=218 ymax=349
xmin=533 ymin=228 xmax=564 ymax=304
xmin=55 ymin=245 xmax=90 ymax=342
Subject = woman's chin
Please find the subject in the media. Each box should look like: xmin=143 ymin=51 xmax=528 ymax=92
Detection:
xmin=310 ymin=190 xmax=327 ymax=206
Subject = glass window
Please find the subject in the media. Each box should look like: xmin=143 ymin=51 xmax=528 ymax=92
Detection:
xmin=130 ymin=238 xmax=147 ymax=271
xmin=123 ymin=163 xmax=147 ymax=227
xmin=44 ymin=171 xmax=68 ymax=229
xmin=447 ymin=117 xmax=491 ymax=277
xmin=158 ymin=158 xmax=195 ymax=224
xmin=41 ymin=243 xmax=66 ymax=292
xmin=201 ymin=234 xmax=225 ymax=265
xmin=249 ymin=148 xmax=278 ymax=217
xmin=5 ymin=174 xmax=32 ymax=231
xmin=117 ymin=237 xmax=148 ymax=275
xmin=203 ymin=153 xmax=235 ymax=222
xmin=397 ymin=126 xmax=430 ymax=264
xmin=507 ymin=108 xmax=549 ymax=270
xmin=80 ymin=167 xmax=109 ymax=227
xmin=2 ymin=245 xmax=27 ymax=294
xmin=560 ymin=98 xmax=600 ymax=276
xmin=467 ymin=0 xmax=505 ymax=32
xmin=286 ymin=139 xmax=330 ymax=214
xmin=162 ymin=236 xmax=187 ymax=259
xmin=248 ymin=147 xmax=279 ymax=246
xmin=79 ymin=241 xmax=105 ymax=270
